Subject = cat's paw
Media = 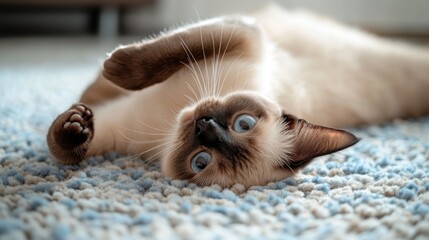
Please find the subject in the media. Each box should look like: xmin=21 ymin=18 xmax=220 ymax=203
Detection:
xmin=61 ymin=104 xmax=93 ymax=143
xmin=47 ymin=103 xmax=94 ymax=164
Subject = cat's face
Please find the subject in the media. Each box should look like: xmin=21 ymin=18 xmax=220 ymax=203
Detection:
xmin=161 ymin=92 xmax=358 ymax=187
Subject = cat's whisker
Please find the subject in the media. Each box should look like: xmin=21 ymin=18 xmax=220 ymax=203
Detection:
xmin=117 ymin=129 xmax=135 ymax=144
xmin=190 ymin=7 xmax=209 ymax=99
xmin=210 ymin=32 xmax=218 ymax=98
xmin=116 ymin=137 xmax=167 ymax=145
xmin=118 ymin=149 xmax=160 ymax=166
xmin=118 ymin=128 xmax=138 ymax=142
xmin=116 ymin=133 xmax=156 ymax=143
xmin=161 ymin=118 xmax=177 ymax=131
xmin=136 ymin=141 xmax=182 ymax=163
xmin=117 ymin=129 xmax=165 ymax=146
xmin=215 ymin=20 xmax=237 ymax=97
xmin=209 ymin=20 xmax=239 ymax=98
xmin=120 ymin=126 xmax=175 ymax=137
xmin=118 ymin=153 xmax=144 ymax=164
xmin=132 ymin=141 xmax=175 ymax=157
xmin=221 ymin=52 xmax=245 ymax=94
xmin=196 ymin=11 xmax=211 ymax=100
xmin=213 ymin=24 xmax=225 ymax=97
xmin=188 ymin=71 xmax=205 ymax=101
xmin=232 ymin=67 xmax=246 ymax=93
xmin=128 ymin=111 xmax=173 ymax=135
xmin=118 ymin=135 xmax=172 ymax=142
xmin=178 ymin=35 xmax=206 ymax=100
xmin=117 ymin=129 xmax=170 ymax=145
xmin=145 ymin=142 xmax=183 ymax=163
xmin=179 ymin=48 xmax=205 ymax=100
xmin=192 ymin=7 xmax=201 ymax=21
xmin=170 ymin=109 xmax=180 ymax=120
xmin=184 ymin=80 xmax=198 ymax=103
xmin=180 ymin=59 xmax=202 ymax=91
xmin=135 ymin=118 xmax=173 ymax=133
xmin=184 ymin=93 xmax=197 ymax=106
xmin=178 ymin=41 xmax=204 ymax=100
xmin=186 ymin=53 xmax=207 ymax=100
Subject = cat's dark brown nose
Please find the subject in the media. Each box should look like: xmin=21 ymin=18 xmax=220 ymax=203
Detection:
xmin=195 ymin=118 xmax=225 ymax=146
xmin=195 ymin=118 xmax=237 ymax=153
xmin=196 ymin=118 xmax=216 ymax=136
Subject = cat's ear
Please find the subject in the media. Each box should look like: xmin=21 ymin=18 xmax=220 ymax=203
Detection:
xmin=282 ymin=113 xmax=359 ymax=169
xmin=102 ymin=17 xmax=261 ymax=90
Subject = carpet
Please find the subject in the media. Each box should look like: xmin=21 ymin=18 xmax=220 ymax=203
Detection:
xmin=1 ymin=37 xmax=429 ymax=240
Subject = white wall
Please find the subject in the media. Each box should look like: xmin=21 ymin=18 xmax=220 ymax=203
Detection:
xmin=124 ymin=0 xmax=429 ymax=34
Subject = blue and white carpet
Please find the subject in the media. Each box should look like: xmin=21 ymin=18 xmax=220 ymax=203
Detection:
xmin=1 ymin=38 xmax=428 ymax=240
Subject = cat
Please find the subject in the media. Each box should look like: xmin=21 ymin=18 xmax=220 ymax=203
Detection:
xmin=47 ymin=5 xmax=429 ymax=187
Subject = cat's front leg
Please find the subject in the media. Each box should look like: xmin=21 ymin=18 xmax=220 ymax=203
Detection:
xmin=47 ymin=103 xmax=94 ymax=164
xmin=102 ymin=16 xmax=262 ymax=91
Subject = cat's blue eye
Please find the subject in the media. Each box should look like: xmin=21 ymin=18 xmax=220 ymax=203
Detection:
xmin=191 ymin=151 xmax=212 ymax=173
xmin=233 ymin=114 xmax=256 ymax=132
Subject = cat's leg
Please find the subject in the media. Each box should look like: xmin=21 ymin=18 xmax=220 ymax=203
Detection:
xmin=47 ymin=103 xmax=94 ymax=164
xmin=102 ymin=16 xmax=263 ymax=91
xmin=80 ymin=72 xmax=128 ymax=106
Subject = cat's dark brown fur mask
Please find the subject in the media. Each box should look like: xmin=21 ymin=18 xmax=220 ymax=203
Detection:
xmin=161 ymin=91 xmax=359 ymax=187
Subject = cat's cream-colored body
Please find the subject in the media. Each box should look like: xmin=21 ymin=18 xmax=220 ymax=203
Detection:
xmin=255 ymin=6 xmax=429 ymax=127
xmin=87 ymin=5 xmax=429 ymax=163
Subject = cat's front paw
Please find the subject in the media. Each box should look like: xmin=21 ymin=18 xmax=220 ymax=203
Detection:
xmin=47 ymin=103 xmax=94 ymax=164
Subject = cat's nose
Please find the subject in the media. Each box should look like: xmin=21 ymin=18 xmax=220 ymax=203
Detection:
xmin=196 ymin=117 xmax=215 ymax=135
xmin=195 ymin=118 xmax=224 ymax=145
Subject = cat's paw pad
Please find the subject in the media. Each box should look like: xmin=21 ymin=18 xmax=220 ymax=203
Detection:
xmin=47 ymin=103 xmax=95 ymax=164
xmin=62 ymin=105 xmax=92 ymax=135
xmin=55 ymin=104 xmax=94 ymax=148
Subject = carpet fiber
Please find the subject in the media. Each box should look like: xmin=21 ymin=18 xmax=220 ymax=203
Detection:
xmin=1 ymin=38 xmax=429 ymax=240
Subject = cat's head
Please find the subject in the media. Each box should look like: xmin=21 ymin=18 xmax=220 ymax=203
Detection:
xmin=161 ymin=91 xmax=359 ymax=187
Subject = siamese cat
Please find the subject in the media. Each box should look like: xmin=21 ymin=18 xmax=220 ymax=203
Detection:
xmin=47 ymin=5 xmax=429 ymax=187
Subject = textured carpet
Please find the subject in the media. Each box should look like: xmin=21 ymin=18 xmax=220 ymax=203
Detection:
xmin=1 ymin=38 xmax=429 ymax=240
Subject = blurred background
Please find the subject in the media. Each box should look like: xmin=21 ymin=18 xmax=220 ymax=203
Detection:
xmin=1 ymin=0 xmax=429 ymax=38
